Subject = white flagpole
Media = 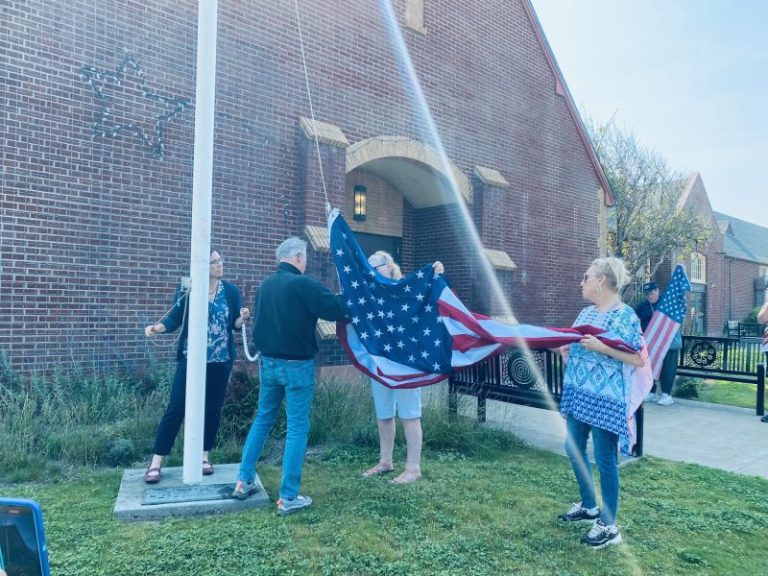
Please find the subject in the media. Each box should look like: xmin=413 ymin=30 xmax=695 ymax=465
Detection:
xmin=184 ymin=0 xmax=219 ymax=485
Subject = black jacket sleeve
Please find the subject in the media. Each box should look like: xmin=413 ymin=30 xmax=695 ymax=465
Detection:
xmin=302 ymin=277 xmax=349 ymax=321
xmin=160 ymin=287 xmax=188 ymax=334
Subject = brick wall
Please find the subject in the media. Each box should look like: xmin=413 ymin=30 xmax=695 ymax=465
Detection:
xmin=345 ymin=171 xmax=403 ymax=238
xmin=726 ymin=259 xmax=762 ymax=322
xmin=1 ymin=0 xmax=606 ymax=374
xmin=677 ymin=175 xmax=726 ymax=336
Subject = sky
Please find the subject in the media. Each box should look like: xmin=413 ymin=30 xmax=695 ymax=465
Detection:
xmin=530 ymin=0 xmax=768 ymax=227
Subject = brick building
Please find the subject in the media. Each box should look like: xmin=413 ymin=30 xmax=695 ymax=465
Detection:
xmin=663 ymin=173 xmax=727 ymax=336
xmin=714 ymin=211 xmax=768 ymax=324
xmin=649 ymin=173 xmax=768 ymax=336
xmin=1 ymin=0 xmax=613 ymax=375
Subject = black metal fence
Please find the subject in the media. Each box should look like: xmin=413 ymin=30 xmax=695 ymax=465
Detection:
xmin=677 ymin=335 xmax=766 ymax=415
xmin=724 ymin=321 xmax=763 ymax=339
xmin=449 ymin=336 xmax=767 ymax=457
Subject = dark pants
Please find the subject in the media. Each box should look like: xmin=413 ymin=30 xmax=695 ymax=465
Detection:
xmin=658 ymin=348 xmax=679 ymax=395
xmin=152 ymin=360 xmax=233 ymax=455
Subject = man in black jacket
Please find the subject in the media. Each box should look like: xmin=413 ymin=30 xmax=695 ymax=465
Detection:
xmin=233 ymin=237 xmax=348 ymax=515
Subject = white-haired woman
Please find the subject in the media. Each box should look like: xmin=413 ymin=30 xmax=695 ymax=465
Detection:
xmin=556 ymin=257 xmax=645 ymax=549
xmin=361 ymin=250 xmax=443 ymax=484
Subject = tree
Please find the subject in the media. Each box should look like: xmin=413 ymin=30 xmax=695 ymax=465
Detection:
xmin=587 ymin=118 xmax=709 ymax=287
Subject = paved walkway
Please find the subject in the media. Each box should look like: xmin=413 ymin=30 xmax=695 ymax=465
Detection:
xmin=464 ymin=396 xmax=768 ymax=480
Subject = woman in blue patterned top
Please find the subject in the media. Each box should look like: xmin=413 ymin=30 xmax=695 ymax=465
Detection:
xmin=143 ymin=250 xmax=250 ymax=484
xmin=556 ymin=257 xmax=645 ymax=549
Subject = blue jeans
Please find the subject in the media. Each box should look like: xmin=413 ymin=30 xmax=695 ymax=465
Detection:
xmin=658 ymin=347 xmax=679 ymax=395
xmin=564 ymin=415 xmax=620 ymax=525
xmin=238 ymin=356 xmax=315 ymax=500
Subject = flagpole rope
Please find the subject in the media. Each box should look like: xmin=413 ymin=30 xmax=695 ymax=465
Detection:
xmin=293 ymin=0 xmax=331 ymax=217
xmin=241 ymin=322 xmax=260 ymax=362
xmin=239 ymin=2 xmax=329 ymax=363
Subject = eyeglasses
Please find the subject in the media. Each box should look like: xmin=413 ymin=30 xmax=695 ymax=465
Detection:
xmin=582 ymin=273 xmax=591 ymax=283
xmin=210 ymin=258 xmax=223 ymax=265
xmin=374 ymin=263 xmax=388 ymax=270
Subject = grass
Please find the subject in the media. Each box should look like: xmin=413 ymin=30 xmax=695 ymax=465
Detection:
xmin=2 ymin=447 xmax=767 ymax=576
xmin=691 ymin=380 xmax=760 ymax=409
xmin=674 ymin=376 xmax=764 ymax=410
xmin=3 ymin=361 xmax=768 ymax=574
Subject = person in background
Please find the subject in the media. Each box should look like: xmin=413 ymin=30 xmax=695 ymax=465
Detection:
xmin=634 ymin=281 xmax=681 ymax=405
xmin=360 ymin=251 xmax=444 ymax=485
xmin=758 ymin=300 xmax=768 ymax=423
xmin=557 ymin=257 xmax=646 ymax=549
xmin=143 ymin=249 xmax=249 ymax=483
xmin=232 ymin=237 xmax=348 ymax=516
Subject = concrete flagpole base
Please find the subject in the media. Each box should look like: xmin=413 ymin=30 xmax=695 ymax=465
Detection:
xmin=113 ymin=463 xmax=270 ymax=522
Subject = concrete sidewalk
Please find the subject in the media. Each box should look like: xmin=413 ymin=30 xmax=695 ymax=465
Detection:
xmin=464 ymin=396 xmax=768 ymax=480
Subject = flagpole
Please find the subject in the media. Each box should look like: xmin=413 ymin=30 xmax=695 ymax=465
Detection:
xmin=183 ymin=0 xmax=218 ymax=485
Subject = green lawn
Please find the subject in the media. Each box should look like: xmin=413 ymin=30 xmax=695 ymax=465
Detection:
xmin=3 ymin=445 xmax=767 ymax=576
xmin=678 ymin=379 xmax=763 ymax=410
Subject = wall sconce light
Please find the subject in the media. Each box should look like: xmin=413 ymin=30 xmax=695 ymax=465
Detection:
xmin=353 ymin=185 xmax=367 ymax=221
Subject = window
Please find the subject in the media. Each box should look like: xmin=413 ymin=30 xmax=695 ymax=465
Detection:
xmin=406 ymin=0 xmax=425 ymax=33
xmin=690 ymin=252 xmax=706 ymax=283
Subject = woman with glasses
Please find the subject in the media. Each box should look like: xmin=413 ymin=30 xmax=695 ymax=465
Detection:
xmin=360 ymin=250 xmax=443 ymax=484
xmin=556 ymin=257 xmax=646 ymax=549
xmin=143 ymin=249 xmax=249 ymax=483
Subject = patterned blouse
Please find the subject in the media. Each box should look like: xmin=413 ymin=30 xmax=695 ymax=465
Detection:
xmin=183 ymin=282 xmax=231 ymax=363
xmin=560 ymin=303 xmax=643 ymax=437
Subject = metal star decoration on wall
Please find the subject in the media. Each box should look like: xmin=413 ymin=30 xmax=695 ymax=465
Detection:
xmin=81 ymin=53 xmax=190 ymax=159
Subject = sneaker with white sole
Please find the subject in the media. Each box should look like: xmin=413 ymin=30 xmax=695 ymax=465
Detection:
xmin=231 ymin=478 xmax=262 ymax=500
xmin=581 ymin=519 xmax=623 ymax=549
xmin=277 ymin=495 xmax=312 ymax=516
xmin=645 ymin=392 xmax=659 ymax=402
xmin=657 ymin=393 xmax=675 ymax=406
xmin=557 ymin=502 xmax=600 ymax=523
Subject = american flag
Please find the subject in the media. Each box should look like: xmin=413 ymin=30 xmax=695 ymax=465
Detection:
xmin=329 ymin=209 xmax=642 ymax=388
xmin=644 ymin=264 xmax=691 ymax=379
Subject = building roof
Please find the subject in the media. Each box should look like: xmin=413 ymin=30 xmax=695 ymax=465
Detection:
xmin=522 ymin=0 xmax=615 ymax=206
xmin=713 ymin=211 xmax=768 ymax=266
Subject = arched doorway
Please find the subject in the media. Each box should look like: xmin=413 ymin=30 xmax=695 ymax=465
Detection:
xmin=343 ymin=136 xmax=470 ymax=269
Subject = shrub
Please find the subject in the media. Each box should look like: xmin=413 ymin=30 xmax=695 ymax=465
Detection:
xmin=1 ymin=357 xmax=520 ymax=481
xmin=742 ymin=307 xmax=761 ymax=324
xmin=674 ymin=376 xmax=699 ymax=399
xmin=0 ymin=360 xmax=171 ymax=480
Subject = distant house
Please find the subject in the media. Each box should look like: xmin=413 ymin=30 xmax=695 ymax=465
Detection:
xmin=646 ymin=173 xmax=767 ymax=336
xmin=713 ymin=212 xmax=768 ymax=322
xmin=644 ymin=173 xmax=725 ymax=336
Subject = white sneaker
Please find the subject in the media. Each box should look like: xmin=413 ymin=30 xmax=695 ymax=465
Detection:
xmin=657 ymin=394 xmax=674 ymax=406
xmin=645 ymin=392 xmax=659 ymax=402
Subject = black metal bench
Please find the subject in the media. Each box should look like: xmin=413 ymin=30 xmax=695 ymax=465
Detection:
xmin=448 ymin=338 xmax=768 ymax=458
xmin=448 ymin=348 xmax=647 ymax=456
